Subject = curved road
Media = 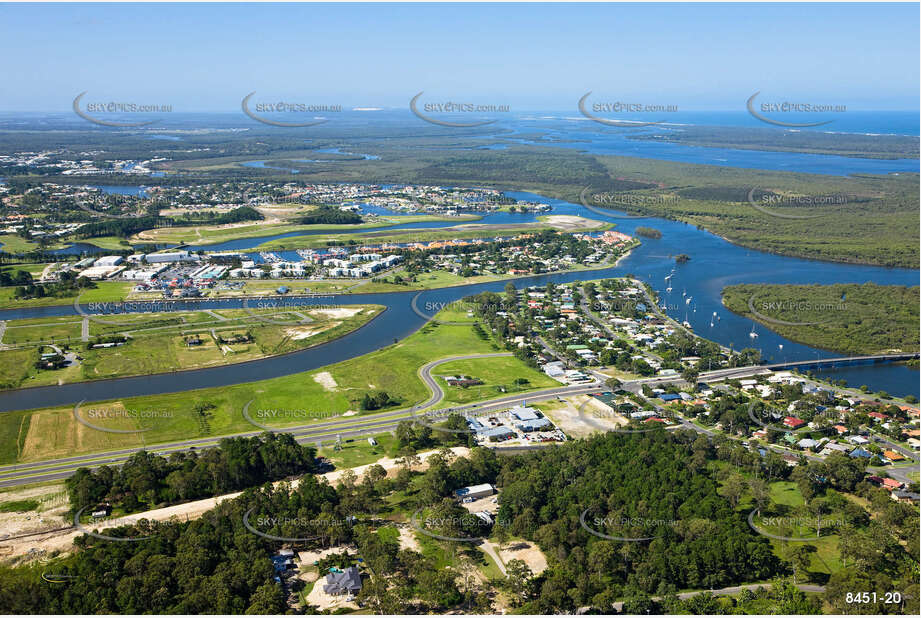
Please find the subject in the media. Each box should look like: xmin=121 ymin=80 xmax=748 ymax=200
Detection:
xmin=0 ymin=352 xmax=600 ymax=488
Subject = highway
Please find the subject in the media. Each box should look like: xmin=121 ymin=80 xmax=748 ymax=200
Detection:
xmin=0 ymin=353 xmax=603 ymax=488
xmin=1 ymin=352 xmax=915 ymax=489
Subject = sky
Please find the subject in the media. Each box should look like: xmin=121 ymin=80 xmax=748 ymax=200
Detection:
xmin=0 ymin=2 xmax=918 ymax=112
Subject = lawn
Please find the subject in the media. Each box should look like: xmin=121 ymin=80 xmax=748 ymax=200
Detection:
xmin=0 ymin=281 xmax=133 ymax=308
xmin=0 ymin=305 xmax=384 ymax=388
xmin=433 ymin=357 xmax=559 ymax=407
xmin=131 ymin=214 xmax=478 ymax=246
xmin=253 ymin=217 xmax=611 ymax=251
xmin=0 ymin=307 xmax=549 ymax=464
xmin=319 ymin=433 xmax=400 ymax=469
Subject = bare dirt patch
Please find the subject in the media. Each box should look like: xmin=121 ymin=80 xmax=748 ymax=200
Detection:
xmin=498 ymin=540 xmax=548 ymax=575
xmin=542 ymin=214 xmax=606 ymax=230
xmin=305 ymin=573 xmax=360 ymax=611
xmin=543 ymin=396 xmax=625 ymax=438
xmin=285 ymin=326 xmax=323 ymax=340
xmin=0 ymin=447 xmax=469 ymax=560
xmin=397 ymin=526 xmax=421 ymax=552
xmin=313 ymin=371 xmax=338 ymax=391
xmin=311 ymin=308 xmax=363 ymax=319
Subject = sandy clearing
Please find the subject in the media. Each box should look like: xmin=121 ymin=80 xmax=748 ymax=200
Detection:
xmin=0 ymin=447 xmax=469 ymax=560
xmin=324 ymin=447 xmax=469 ymax=485
xmin=498 ymin=540 xmax=548 ymax=575
xmin=397 ymin=526 xmax=421 ymax=552
xmin=297 ymin=545 xmax=356 ymax=567
xmin=543 ymin=214 xmax=606 ymax=230
xmin=543 ymin=395 xmax=625 ymax=438
xmin=285 ymin=326 xmax=323 ymax=340
xmin=305 ymin=572 xmax=359 ymax=611
xmin=311 ymin=308 xmax=363 ymax=319
xmin=313 ymin=371 xmax=338 ymax=391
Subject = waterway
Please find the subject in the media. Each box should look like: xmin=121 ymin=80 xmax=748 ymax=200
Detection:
xmin=0 ymin=190 xmax=916 ymax=411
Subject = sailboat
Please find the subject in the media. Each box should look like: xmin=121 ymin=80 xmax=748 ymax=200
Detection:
xmin=666 ymin=285 xmax=672 ymax=293
xmin=749 ymin=325 xmax=758 ymax=339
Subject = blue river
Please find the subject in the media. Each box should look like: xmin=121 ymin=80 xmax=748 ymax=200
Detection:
xmin=0 ymin=190 xmax=916 ymax=411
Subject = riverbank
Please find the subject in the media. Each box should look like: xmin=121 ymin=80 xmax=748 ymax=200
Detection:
xmin=0 ymin=305 xmax=386 ymax=391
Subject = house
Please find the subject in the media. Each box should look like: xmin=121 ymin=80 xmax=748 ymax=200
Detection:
xmin=849 ymin=447 xmax=873 ymax=459
xmin=892 ymin=490 xmax=920 ymax=504
xmin=454 ymin=483 xmax=495 ymax=501
xmin=881 ymin=478 xmax=904 ymax=491
xmin=659 ymin=393 xmax=681 ymax=403
xmin=323 ymin=566 xmax=362 ymax=596
xmin=783 ymin=416 xmax=806 ymax=429
xmin=819 ymin=442 xmax=852 ymax=457
xmin=797 ymin=438 xmax=819 ymax=450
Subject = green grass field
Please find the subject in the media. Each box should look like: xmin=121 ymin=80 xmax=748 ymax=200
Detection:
xmin=253 ymin=216 xmax=611 ymax=251
xmin=318 ymin=432 xmax=400 ymax=469
xmin=0 ymin=281 xmax=133 ymax=309
xmin=0 ymin=307 xmax=542 ymax=465
xmin=433 ymin=357 xmax=558 ymax=407
xmin=0 ymin=305 xmax=384 ymax=389
xmin=131 ymin=214 xmax=479 ymax=246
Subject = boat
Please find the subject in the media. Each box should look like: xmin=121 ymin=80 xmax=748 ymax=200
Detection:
xmin=749 ymin=325 xmax=758 ymax=339
xmin=666 ymin=286 xmax=672 ymax=293
xmin=682 ymin=320 xmax=693 ymax=330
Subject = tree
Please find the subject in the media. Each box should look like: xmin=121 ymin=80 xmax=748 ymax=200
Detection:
xmin=720 ymin=473 xmax=746 ymax=508
xmin=787 ymin=545 xmax=815 ymax=584
xmin=244 ymin=582 xmax=287 ymax=614
xmin=503 ymin=559 xmax=534 ymax=607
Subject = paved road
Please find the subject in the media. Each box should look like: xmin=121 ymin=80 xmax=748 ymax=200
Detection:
xmin=0 ymin=352 xmax=599 ymax=488
xmin=609 ymin=583 xmax=826 ymax=611
xmin=2 ymin=342 xmax=914 ymax=488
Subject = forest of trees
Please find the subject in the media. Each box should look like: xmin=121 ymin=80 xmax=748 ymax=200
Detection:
xmin=298 ymin=205 xmax=363 ymax=225
xmin=64 ymin=433 xmax=316 ymax=514
xmin=74 ymin=206 xmax=264 ymax=239
xmin=2 ymin=430 xmax=917 ymax=614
